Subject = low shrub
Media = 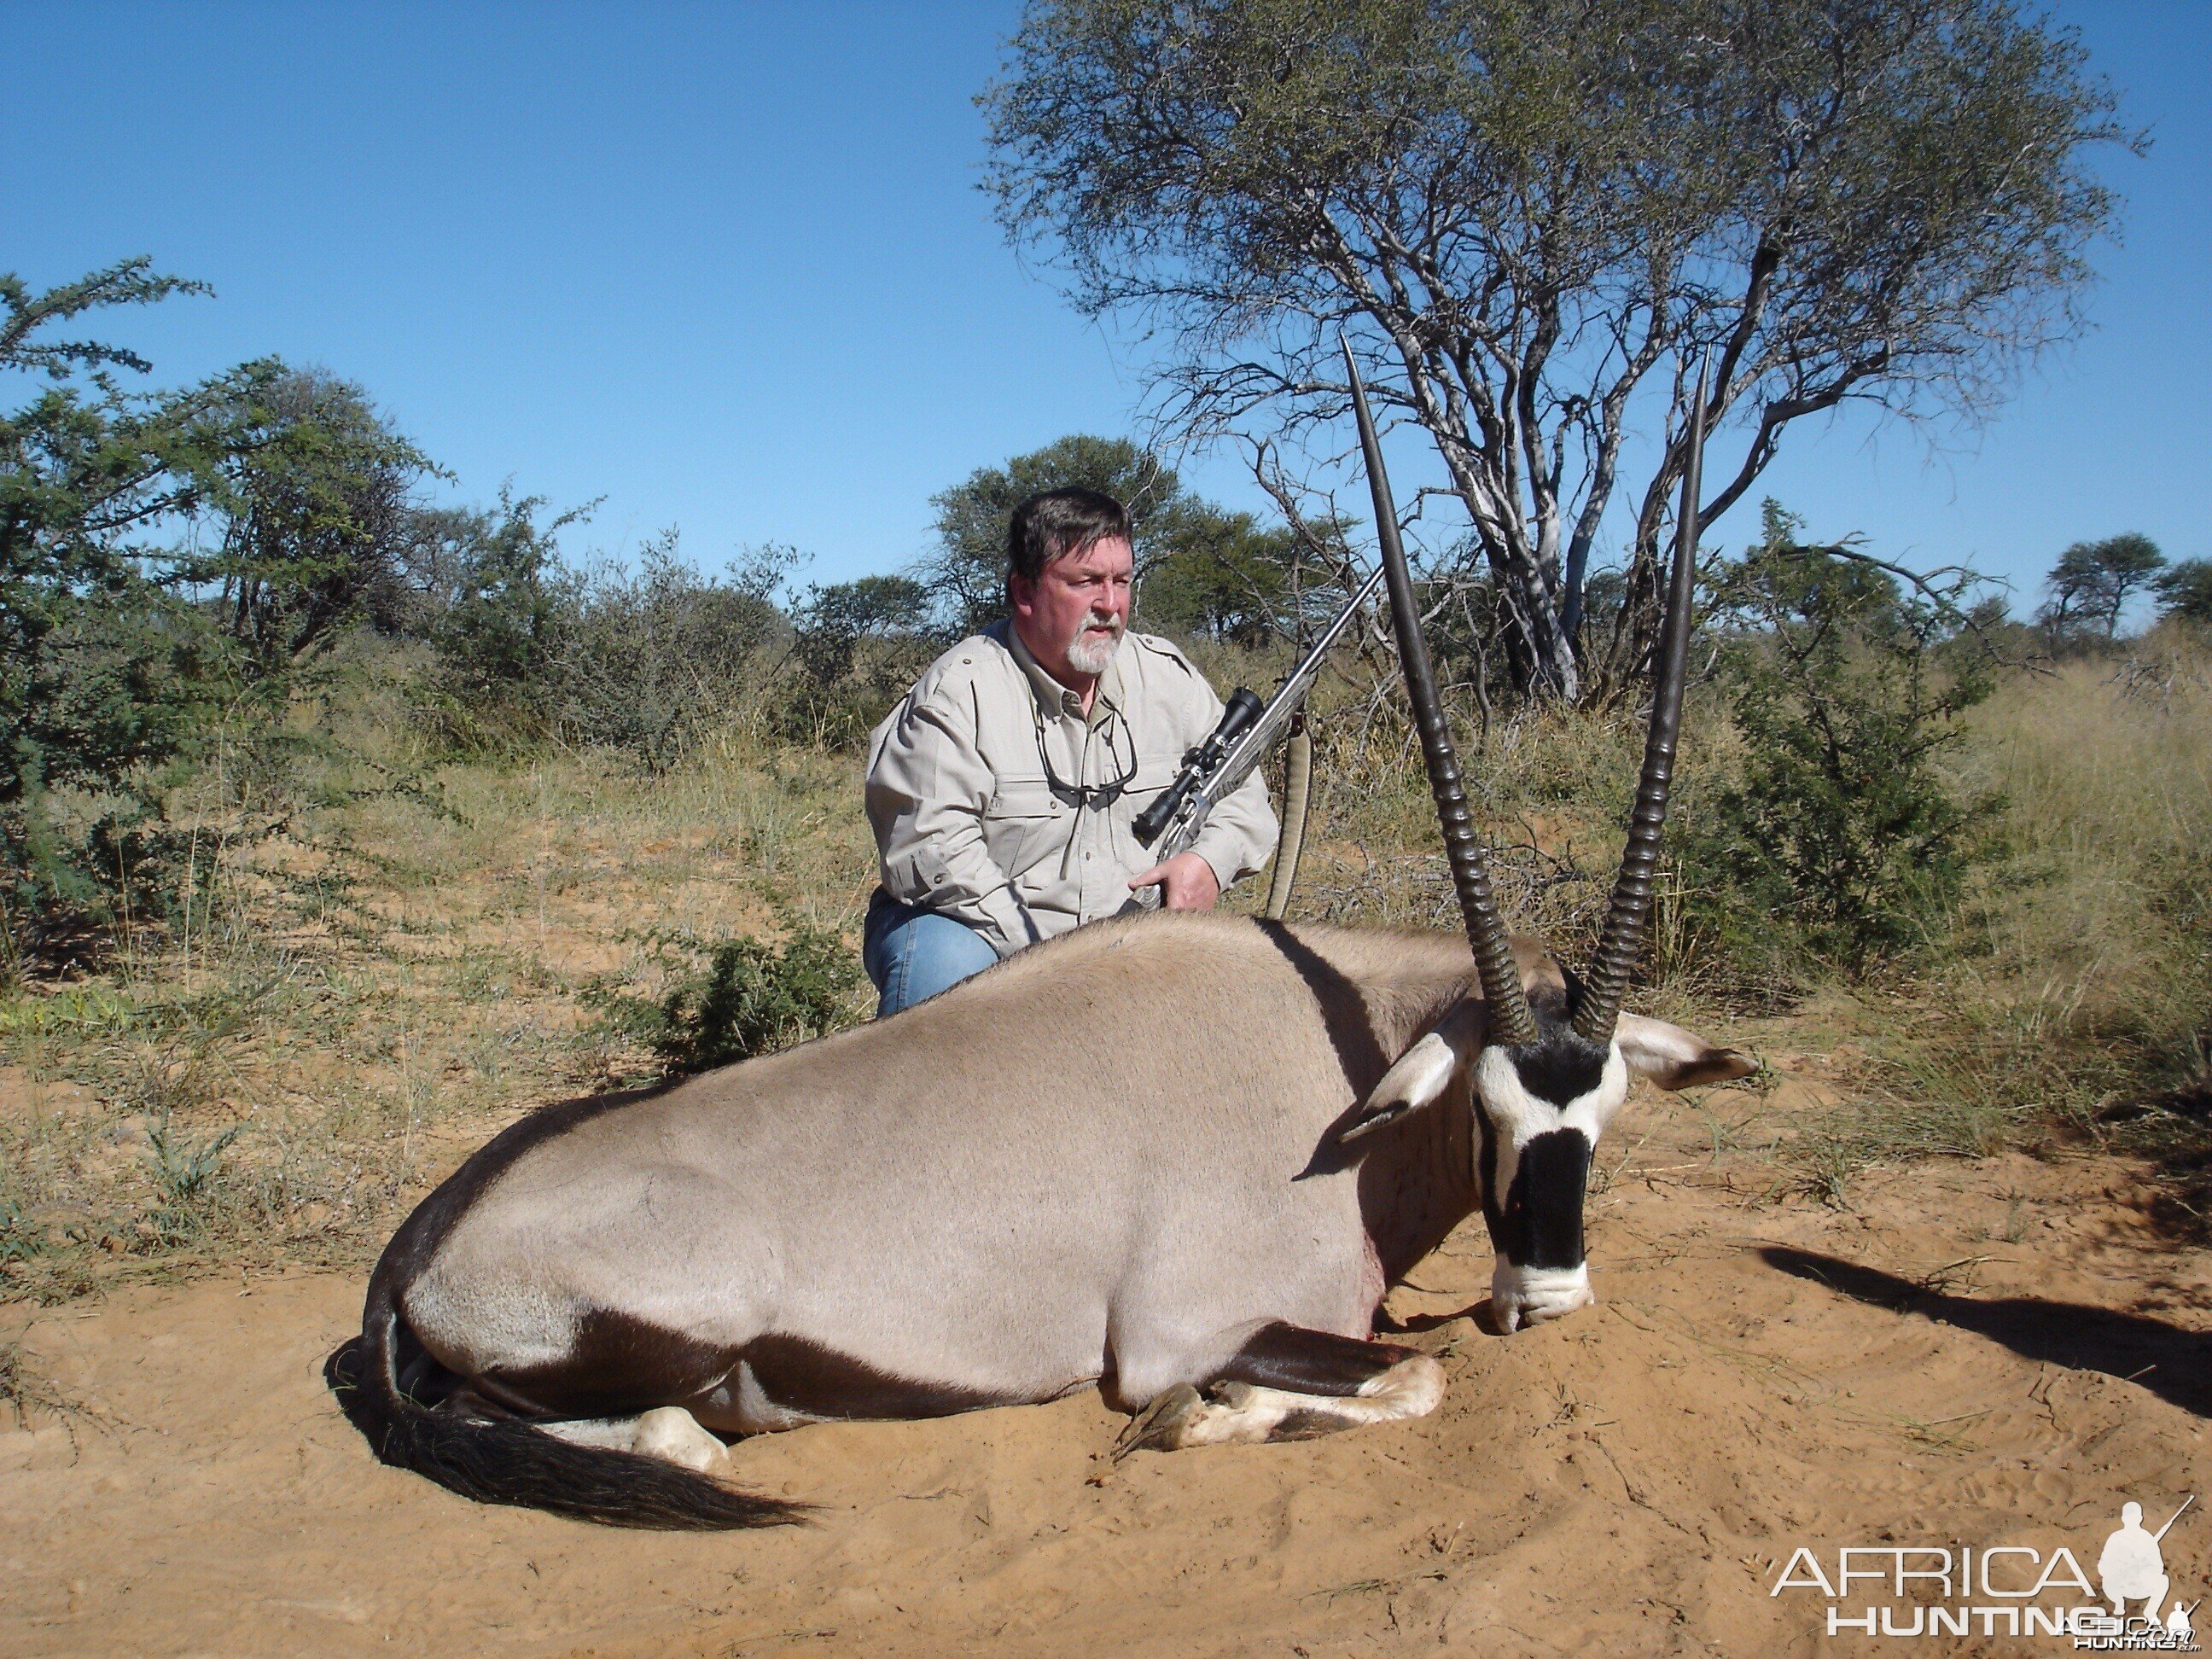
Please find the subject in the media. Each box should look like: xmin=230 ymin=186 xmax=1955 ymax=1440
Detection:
xmin=598 ymin=923 xmax=867 ymax=1078
xmin=143 ymin=1114 xmax=244 ymax=1243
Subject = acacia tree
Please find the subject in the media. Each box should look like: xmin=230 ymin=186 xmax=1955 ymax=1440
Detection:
xmin=1 ymin=263 xmax=218 ymax=803
xmin=984 ymin=0 xmax=2133 ymax=700
xmin=928 ymin=431 xmax=1353 ymax=643
xmin=2038 ymin=531 xmax=2164 ymax=640
xmin=184 ymin=365 xmax=435 ymax=678
xmin=0 ymin=260 xmax=227 ymax=965
xmin=926 ymin=434 xmax=1188 ymax=635
xmin=2155 ymin=559 xmax=2212 ymax=627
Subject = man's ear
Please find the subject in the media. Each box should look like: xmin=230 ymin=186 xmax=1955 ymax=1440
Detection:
xmin=1615 ymin=1012 xmax=1756 ymax=1091
xmin=1338 ymin=1001 xmax=1485 ymax=1143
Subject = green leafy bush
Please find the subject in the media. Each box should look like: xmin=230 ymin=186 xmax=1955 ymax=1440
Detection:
xmin=420 ymin=495 xmax=574 ymax=691
xmin=603 ymin=923 xmax=865 ymax=1077
xmin=776 ymin=575 xmax=941 ymax=748
xmin=1674 ymin=503 xmax=2000 ymax=987
xmin=1 ymin=264 xmax=232 ymax=975
xmin=2155 ymin=558 xmax=2212 ymax=627
xmin=545 ymin=535 xmax=795 ymax=771
xmin=0 ymin=1192 xmax=45 ymax=1265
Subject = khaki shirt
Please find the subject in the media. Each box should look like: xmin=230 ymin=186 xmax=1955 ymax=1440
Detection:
xmin=864 ymin=621 xmax=1278 ymax=958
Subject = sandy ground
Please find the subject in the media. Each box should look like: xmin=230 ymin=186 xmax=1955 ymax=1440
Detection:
xmin=3 ymin=1072 xmax=2209 ymax=1657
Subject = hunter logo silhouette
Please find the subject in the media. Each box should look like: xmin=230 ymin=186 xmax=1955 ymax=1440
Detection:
xmin=2098 ymin=1497 xmax=2195 ymax=1634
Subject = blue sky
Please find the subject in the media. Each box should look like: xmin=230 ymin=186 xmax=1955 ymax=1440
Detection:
xmin=8 ymin=1 xmax=2206 ymax=614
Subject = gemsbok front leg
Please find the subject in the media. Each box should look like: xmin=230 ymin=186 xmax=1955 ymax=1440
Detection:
xmin=1114 ymin=1324 xmax=1444 ymax=1458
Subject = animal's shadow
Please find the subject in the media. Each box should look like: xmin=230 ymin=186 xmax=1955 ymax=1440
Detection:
xmin=1254 ymin=919 xmax=1392 ymax=1182
xmin=1760 ymin=1245 xmax=2212 ymax=1419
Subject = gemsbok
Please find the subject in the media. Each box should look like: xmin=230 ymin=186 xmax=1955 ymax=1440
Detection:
xmin=333 ymin=354 xmax=1751 ymax=1528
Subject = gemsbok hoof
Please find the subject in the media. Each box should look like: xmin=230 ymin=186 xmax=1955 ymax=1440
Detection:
xmin=1115 ymin=1383 xmax=1203 ymax=1459
xmin=632 ymin=1406 xmax=729 ymax=1473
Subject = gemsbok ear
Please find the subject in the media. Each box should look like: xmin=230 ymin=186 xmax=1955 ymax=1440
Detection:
xmin=1614 ymin=1012 xmax=1756 ymax=1091
xmin=1339 ymin=1002 xmax=1486 ymax=1142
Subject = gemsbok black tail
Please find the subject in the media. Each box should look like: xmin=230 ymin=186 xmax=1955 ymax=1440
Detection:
xmin=330 ymin=1272 xmax=803 ymax=1532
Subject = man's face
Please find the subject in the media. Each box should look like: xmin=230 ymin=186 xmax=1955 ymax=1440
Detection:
xmin=1011 ymin=535 xmax=1134 ymax=684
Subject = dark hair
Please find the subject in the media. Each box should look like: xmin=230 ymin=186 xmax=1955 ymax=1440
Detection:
xmin=1006 ymin=487 xmax=1131 ymax=600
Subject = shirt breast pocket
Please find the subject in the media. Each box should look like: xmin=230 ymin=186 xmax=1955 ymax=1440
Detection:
xmin=987 ymin=776 xmax=1064 ymax=878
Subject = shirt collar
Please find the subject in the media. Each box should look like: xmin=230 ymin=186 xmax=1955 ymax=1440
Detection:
xmin=999 ymin=619 xmax=1126 ymax=726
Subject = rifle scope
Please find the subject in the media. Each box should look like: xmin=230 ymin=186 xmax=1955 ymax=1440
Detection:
xmin=1132 ymin=687 xmax=1266 ymax=847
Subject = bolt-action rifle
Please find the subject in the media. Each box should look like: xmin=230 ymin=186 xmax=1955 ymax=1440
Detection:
xmin=1120 ymin=562 xmax=1387 ymax=913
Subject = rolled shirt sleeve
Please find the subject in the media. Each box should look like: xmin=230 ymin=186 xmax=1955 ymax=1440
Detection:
xmin=1147 ymin=643 xmax=1277 ymax=893
xmin=865 ymin=680 xmax=1038 ymax=958
xmin=1189 ymin=763 xmax=1278 ymax=894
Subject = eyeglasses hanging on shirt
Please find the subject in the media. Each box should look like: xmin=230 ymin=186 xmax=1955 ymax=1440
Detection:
xmin=1033 ymin=709 xmax=1137 ymax=812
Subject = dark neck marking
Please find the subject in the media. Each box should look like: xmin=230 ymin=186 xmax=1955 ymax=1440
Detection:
xmin=1502 ymin=1025 xmax=1609 ymax=1108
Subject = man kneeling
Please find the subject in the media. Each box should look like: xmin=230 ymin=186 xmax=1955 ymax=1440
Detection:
xmin=862 ymin=487 xmax=1276 ymax=1015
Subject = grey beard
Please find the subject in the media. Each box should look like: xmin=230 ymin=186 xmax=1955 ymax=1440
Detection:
xmin=1065 ymin=621 xmax=1122 ymax=676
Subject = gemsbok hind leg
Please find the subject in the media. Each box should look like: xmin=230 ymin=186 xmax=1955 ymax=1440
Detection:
xmin=538 ymin=1406 xmax=728 ymax=1473
xmin=1115 ymin=1324 xmax=1443 ymax=1458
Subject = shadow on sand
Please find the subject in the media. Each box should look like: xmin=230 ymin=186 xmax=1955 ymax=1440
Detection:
xmin=1760 ymin=1246 xmax=2212 ymax=1419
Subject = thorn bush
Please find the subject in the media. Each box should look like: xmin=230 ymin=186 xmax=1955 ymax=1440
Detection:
xmin=610 ymin=924 xmax=866 ymax=1078
xmin=1671 ymin=503 xmax=2000 ymax=989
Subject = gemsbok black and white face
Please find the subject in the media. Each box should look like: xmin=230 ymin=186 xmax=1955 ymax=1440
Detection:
xmin=1337 ymin=338 xmax=1753 ymax=1332
xmin=1348 ymin=994 xmax=1752 ymax=1330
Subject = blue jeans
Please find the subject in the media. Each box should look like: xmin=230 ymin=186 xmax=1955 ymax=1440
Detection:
xmin=863 ymin=889 xmax=1000 ymax=1018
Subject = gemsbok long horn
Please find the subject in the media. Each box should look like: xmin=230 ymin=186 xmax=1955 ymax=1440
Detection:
xmin=1342 ymin=336 xmax=1536 ymax=1048
xmin=1571 ymin=360 xmax=1708 ymax=1045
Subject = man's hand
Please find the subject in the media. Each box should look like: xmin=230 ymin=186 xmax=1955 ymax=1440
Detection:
xmin=1128 ymin=850 xmax=1220 ymax=911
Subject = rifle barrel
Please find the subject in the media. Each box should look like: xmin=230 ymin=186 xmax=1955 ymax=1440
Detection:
xmin=1200 ymin=564 xmax=1387 ymax=800
xmin=1114 ymin=562 xmax=1387 ymax=910
xmin=2155 ymin=1495 xmax=2196 ymax=1542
